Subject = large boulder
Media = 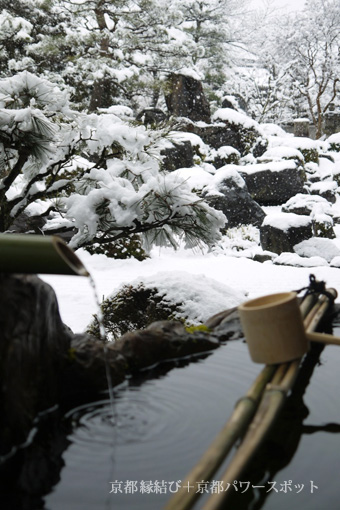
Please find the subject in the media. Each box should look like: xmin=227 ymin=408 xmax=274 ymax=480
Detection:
xmin=260 ymin=213 xmax=313 ymax=254
xmin=204 ymin=166 xmax=266 ymax=228
xmin=164 ymin=73 xmax=211 ymax=123
xmin=240 ymin=160 xmax=306 ymax=205
xmin=0 ymin=274 xmax=73 ymax=455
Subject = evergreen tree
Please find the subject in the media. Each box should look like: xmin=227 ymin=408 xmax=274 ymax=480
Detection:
xmin=0 ymin=72 xmax=226 ymax=251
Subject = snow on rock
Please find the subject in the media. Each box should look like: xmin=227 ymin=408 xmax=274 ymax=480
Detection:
xmin=240 ymin=160 xmax=297 ymax=175
xmin=176 ymin=67 xmax=204 ymax=81
xmin=273 ymin=252 xmax=328 ymax=267
xmin=310 ymin=180 xmax=338 ymax=194
xmin=260 ymin=123 xmax=293 ymax=138
xmin=327 ymin=132 xmax=340 ymax=147
xmin=215 ymin=146 xmax=240 ymax=157
xmin=294 ymin=238 xmax=340 ymax=263
xmin=211 ymin=165 xmax=246 ymax=190
xmin=310 ymin=180 xmax=338 ymax=203
xmin=258 ymin=146 xmax=304 ymax=163
xmin=169 ymin=130 xmax=211 ymax=158
xmin=282 ymin=193 xmax=333 ymax=216
xmin=212 ymin=108 xmax=261 ymax=131
xmin=330 ymin=256 xmax=340 ymax=268
xmin=270 ymin=136 xmax=324 ymax=151
xmin=117 ymin=271 xmax=247 ymax=324
xmin=171 ymin=167 xmax=213 ymax=191
xmin=98 ymin=105 xmax=134 ymax=119
xmin=172 ymin=165 xmax=246 ymax=196
xmin=262 ymin=213 xmax=311 ymax=232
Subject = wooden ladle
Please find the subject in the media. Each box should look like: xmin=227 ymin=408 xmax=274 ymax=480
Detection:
xmin=238 ymin=292 xmax=340 ymax=364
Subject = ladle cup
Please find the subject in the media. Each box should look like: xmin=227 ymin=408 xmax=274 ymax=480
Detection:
xmin=238 ymin=292 xmax=340 ymax=364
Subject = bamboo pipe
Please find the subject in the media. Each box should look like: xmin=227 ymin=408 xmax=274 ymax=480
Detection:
xmin=0 ymin=234 xmax=89 ymax=276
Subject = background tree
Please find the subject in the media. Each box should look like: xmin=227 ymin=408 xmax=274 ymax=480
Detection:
xmin=236 ymin=0 xmax=340 ymax=133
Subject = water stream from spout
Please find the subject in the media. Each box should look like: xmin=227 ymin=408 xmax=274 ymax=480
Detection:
xmin=88 ymin=273 xmax=115 ymax=421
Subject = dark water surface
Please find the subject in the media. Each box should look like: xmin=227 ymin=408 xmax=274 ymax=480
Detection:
xmin=42 ymin=333 xmax=340 ymax=510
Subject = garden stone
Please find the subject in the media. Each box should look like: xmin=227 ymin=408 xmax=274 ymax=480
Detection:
xmin=260 ymin=213 xmax=313 ymax=254
xmin=161 ymin=140 xmax=194 ymax=171
xmin=165 ymin=73 xmax=211 ymax=123
xmin=309 ymin=180 xmax=338 ymax=204
xmin=207 ymin=188 xmax=265 ymax=228
xmin=281 ymin=193 xmax=332 ymax=216
xmin=273 ymin=253 xmax=328 ymax=267
xmin=294 ymin=238 xmax=340 ymax=263
xmin=240 ymin=161 xmax=306 ymax=206
xmin=0 ymin=274 xmax=73 ymax=455
xmin=178 ymin=109 xmax=268 ymax=158
xmin=204 ymin=167 xmax=266 ymax=228
xmin=136 ymin=108 xmax=167 ymax=126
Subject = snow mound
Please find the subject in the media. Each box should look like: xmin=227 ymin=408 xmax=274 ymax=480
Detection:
xmin=273 ymin=253 xmax=328 ymax=267
xmin=294 ymin=238 xmax=340 ymax=263
xmin=271 ymin=136 xmax=323 ymax=151
xmin=260 ymin=123 xmax=293 ymax=138
xmin=126 ymin=271 xmax=247 ymax=324
xmin=327 ymin=133 xmax=340 ymax=145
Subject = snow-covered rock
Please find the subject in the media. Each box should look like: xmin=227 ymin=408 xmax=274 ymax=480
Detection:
xmin=294 ymin=237 xmax=340 ymax=263
xmin=240 ymin=161 xmax=306 ymax=205
xmin=260 ymin=213 xmax=313 ymax=254
xmin=273 ymin=252 xmax=328 ymax=267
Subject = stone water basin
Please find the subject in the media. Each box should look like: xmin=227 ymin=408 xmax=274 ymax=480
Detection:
xmin=42 ymin=328 xmax=340 ymax=510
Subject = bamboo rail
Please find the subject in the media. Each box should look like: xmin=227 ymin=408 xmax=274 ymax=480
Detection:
xmin=202 ymin=288 xmax=337 ymax=510
xmin=164 ymin=286 xmax=337 ymax=510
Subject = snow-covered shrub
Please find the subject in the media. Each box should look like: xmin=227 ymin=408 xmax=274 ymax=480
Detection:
xmin=87 ymin=283 xmax=184 ymax=340
xmin=327 ymin=133 xmax=340 ymax=153
xmin=88 ymin=271 xmax=246 ymax=340
xmin=212 ymin=225 xmax=260 ymax=255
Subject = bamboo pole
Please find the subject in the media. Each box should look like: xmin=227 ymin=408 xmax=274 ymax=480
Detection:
xmin=163 ymin=364 xmax=276 ymax=510
xmin=0 ymin=234 xmax=89 ymax=276
xmin=201 ymin=288 xmax=337 ymax=510
xmin=164 ymin=287 xmax=332 ymax=510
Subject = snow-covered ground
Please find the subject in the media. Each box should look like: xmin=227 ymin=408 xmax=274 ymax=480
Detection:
xmin=41 ymin=242 xmax=340 ymax=334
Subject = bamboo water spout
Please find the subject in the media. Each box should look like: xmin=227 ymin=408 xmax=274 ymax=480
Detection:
xmin=0 ymin=234 xmax=89 ymax=276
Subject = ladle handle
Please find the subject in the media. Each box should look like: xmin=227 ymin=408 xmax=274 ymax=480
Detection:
xmin=307 ymin=331 xmax=340 ymax=346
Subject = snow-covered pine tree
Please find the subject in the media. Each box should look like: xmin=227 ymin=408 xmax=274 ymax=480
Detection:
xmin=0 ymin=72 xmax=226 ymax=253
